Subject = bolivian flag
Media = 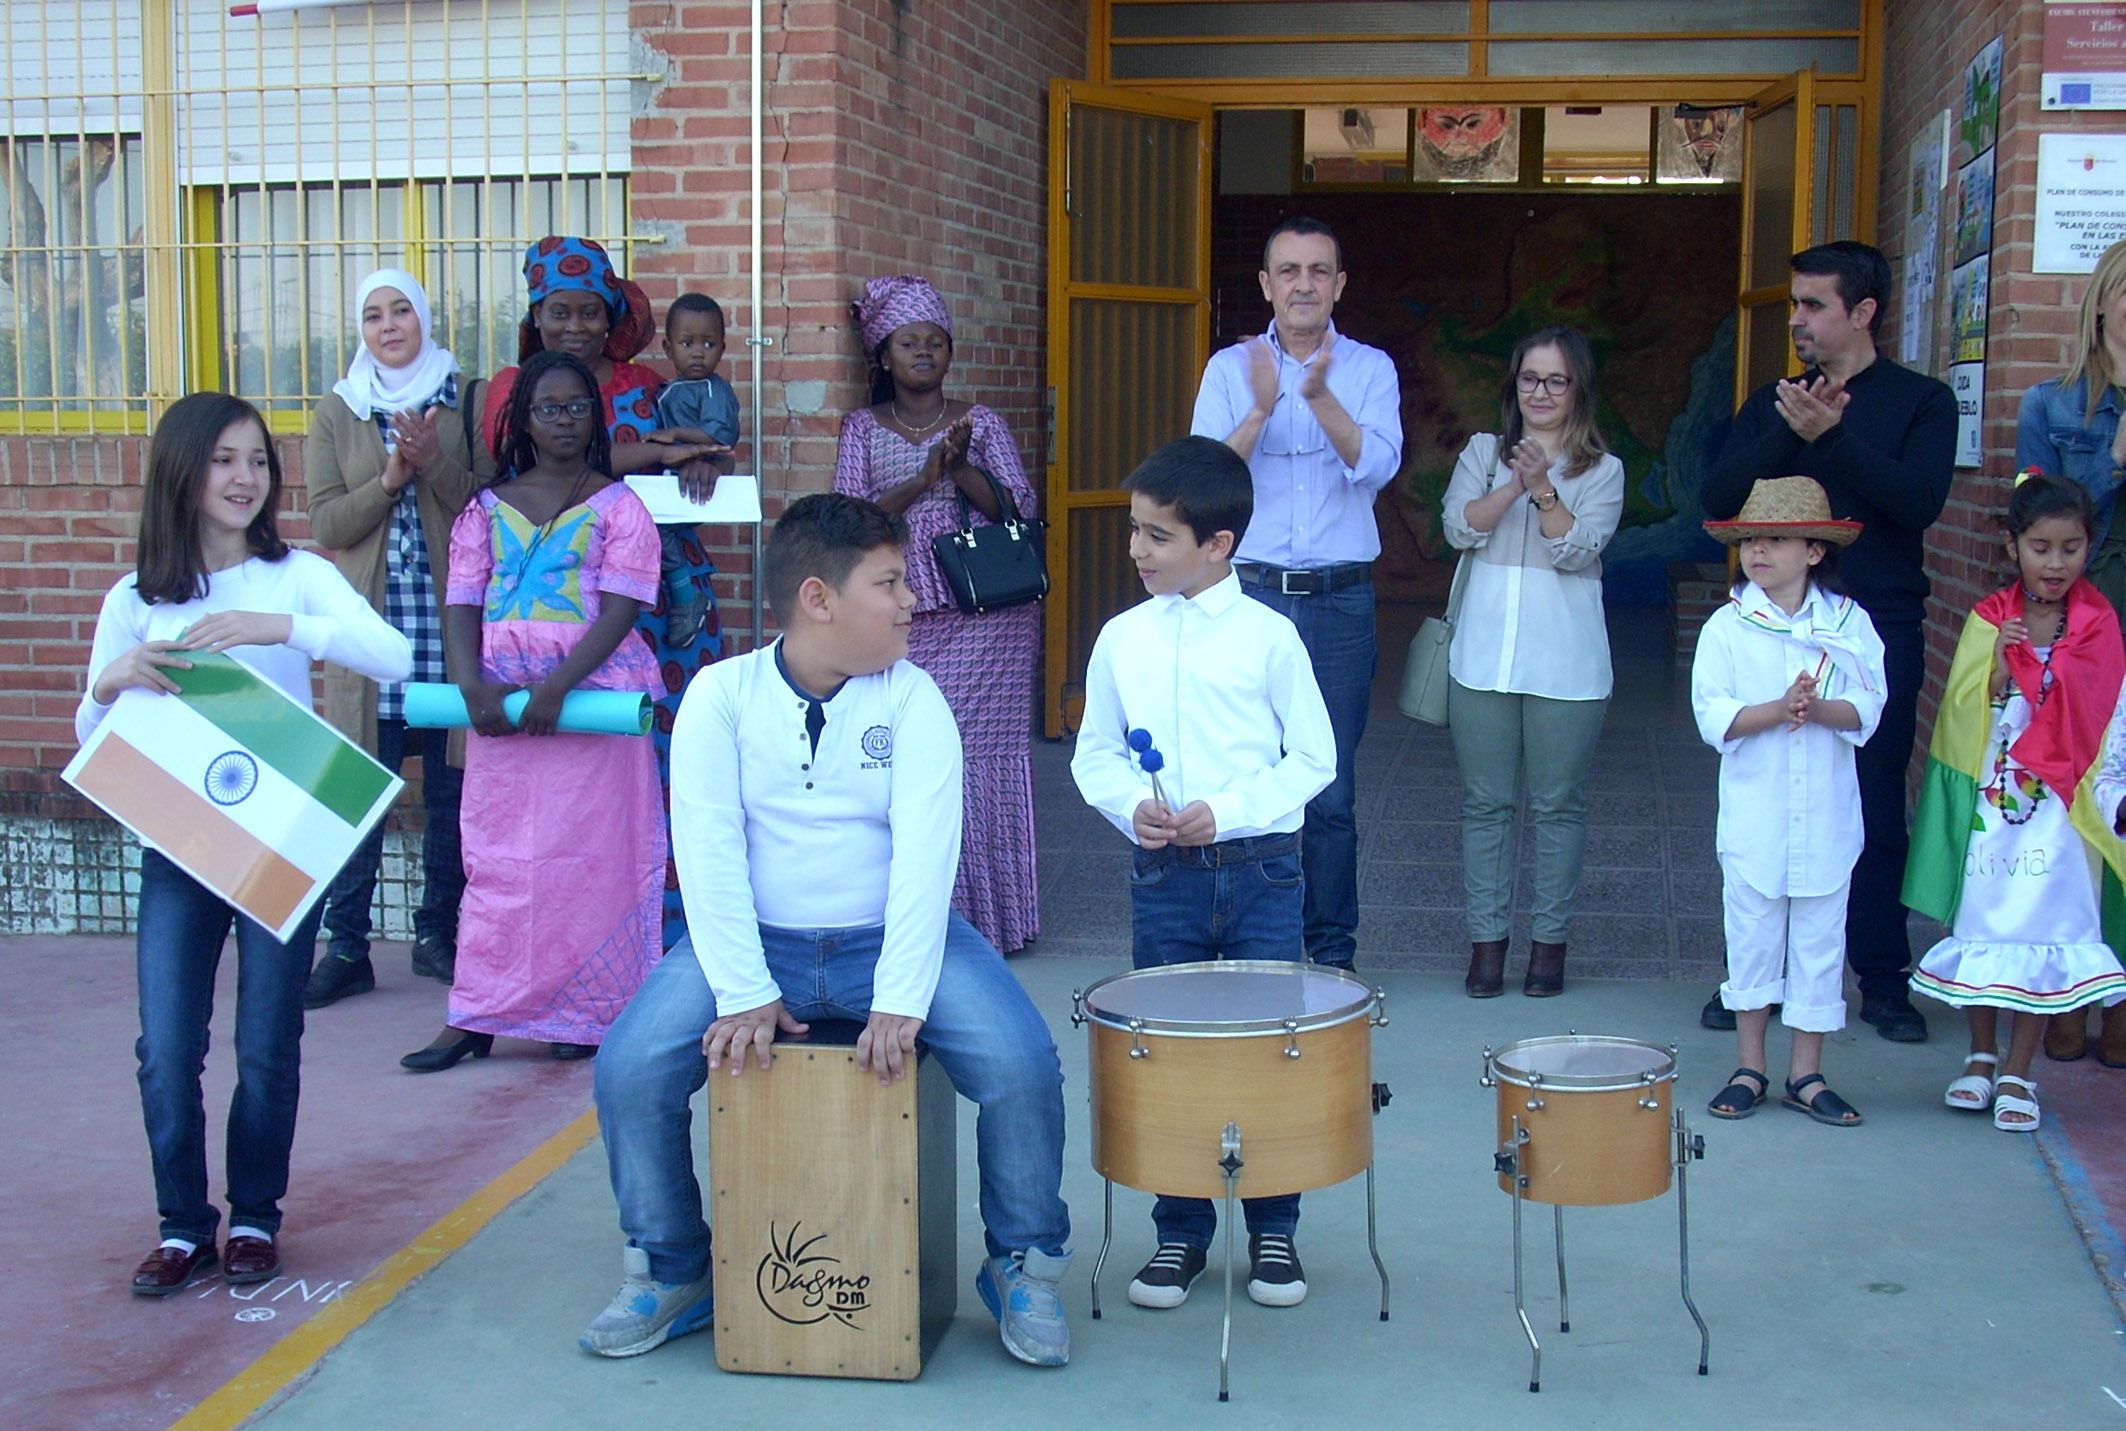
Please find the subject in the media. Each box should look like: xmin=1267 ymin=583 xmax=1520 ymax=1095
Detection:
xmin=1904 ymin=580 xmax=2126 ymax=949
xmin=64 ymin=651 xmax=402 ymax=943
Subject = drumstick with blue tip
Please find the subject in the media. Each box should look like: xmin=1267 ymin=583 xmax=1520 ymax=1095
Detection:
xmin=1127 ymin=727 xmax=1172 ymax=810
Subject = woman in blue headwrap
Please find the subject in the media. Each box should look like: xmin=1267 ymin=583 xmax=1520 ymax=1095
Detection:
xmin=479 ymin=237 xmax=725 ymax=957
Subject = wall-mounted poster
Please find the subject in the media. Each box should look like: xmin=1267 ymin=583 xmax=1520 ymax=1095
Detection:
xmin=1950 ymin=362 xmax=1987 ymax=470
xmin=1961 ymin=36 xmax=2005 ymax=160
xmin=1953 ymin=150 xmax=1997 ymax=265
xmin=1903 ymin=111 xmax=1951 ymax=368
xmin=1950 ymin=255 xmax=1991 ymax=364
xmin=2043 ymin=3 xmax=2126 ymax=110
xmin=1412 ymin=106 xmax=1520 ymax=183
xmin=2036 ymin=132 xmax=2126 ymax=271
xmin=1656 ymin=104 xmax=1744 ymax=184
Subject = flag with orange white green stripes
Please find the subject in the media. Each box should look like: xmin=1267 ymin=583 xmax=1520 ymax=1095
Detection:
xmin=63 ymin=650 xmax=401 ymax=942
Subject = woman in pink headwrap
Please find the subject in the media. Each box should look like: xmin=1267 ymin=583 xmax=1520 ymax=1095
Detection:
xmin=835 ymin=276 xmax=1041 ymax=953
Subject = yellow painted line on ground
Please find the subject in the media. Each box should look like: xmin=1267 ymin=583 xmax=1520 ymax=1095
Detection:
xmin=174 ymin=1107 xmax=601 ymax=1430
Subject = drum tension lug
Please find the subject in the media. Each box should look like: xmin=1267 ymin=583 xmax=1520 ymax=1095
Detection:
xmin=1493 ymin=1149 xmax=1517 ymax=1177
xmin=1372 ymin=1081 xmax=1393 ymax=1114
xmin=1283 ymin=1019 xmax=1302 ymax=1059
xmin=1687 ymin=1134 xmax=1705 ymax=1161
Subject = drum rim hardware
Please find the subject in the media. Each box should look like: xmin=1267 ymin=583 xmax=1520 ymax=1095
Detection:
xmin=1074 ymin=958 xmax=1381 ymax=1039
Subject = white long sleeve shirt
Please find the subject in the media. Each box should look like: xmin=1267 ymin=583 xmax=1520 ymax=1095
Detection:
xmin=1189 ymin=322 xmax=1405 ymax=566
xmin=1441 ymin=433 xmax=1624 ymax=701
xmin=1691 ymin=581 xmax=1888 ymax=898
xmin=77 ymin=551 xmax=413 ymax=742
xmin=1072 ymin=570 xmax=1335 ymax=844
xmin=669 ymin=641 xmax=963 ymax=1022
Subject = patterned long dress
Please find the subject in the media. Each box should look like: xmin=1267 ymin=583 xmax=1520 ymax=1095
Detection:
xmin=487 ymin=359 xmax=721 ymax=950
xmin=834 ymin=404 xmax=1041 ymax=952
xmin=444 ymin=483 xmax=666 ymax=1043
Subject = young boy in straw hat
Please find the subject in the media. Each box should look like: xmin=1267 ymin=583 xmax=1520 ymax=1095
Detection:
xmin=1692 ymin=477 xmax=1888 ymax=1127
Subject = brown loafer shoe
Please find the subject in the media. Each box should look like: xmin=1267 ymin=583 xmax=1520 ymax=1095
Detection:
xmin=1465 ymin=939 xmax=1507 ymax=999
xmin=1523 ymin=940 xmax=1566 ymax=997
xmin=2100 ymin=1005 xmax=2126 ymax=1069
xmin=132 ymin=1242 xmax=218 ymax=1297
xmin=223 ymin=1235 xmax=281 ymax=1285
xmin=2047 ymin=1011 xmax=2090 ymax=1062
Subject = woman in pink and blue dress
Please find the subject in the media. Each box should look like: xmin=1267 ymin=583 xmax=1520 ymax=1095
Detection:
xmin=833 ymin=275 xmax=1041 ymax=952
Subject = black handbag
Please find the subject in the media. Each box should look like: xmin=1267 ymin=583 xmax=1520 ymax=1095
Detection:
xmin=930 ymin=466 xmax=1049 ymax=614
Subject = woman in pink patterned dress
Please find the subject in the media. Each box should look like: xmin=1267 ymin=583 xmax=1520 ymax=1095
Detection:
xmin=835 ymin=275 xmax=1041 ymax=952
xmin=401 ymin=351 xmax=666 ymax=1070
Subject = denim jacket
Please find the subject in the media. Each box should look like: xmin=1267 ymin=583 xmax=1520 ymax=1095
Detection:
xmin=2017 ymin=376 xmax=2125 ymax=550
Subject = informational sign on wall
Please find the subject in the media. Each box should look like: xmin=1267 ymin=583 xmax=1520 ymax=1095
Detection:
xmin=2043 ymin=2 xmax=2126 ymax=110
xmin=1902 ymin=110 xmax=1950 ymax=369
xmin=2035 ymin=132 xmax=2126 ymax=271
xmin=1950 ymin=37 xmax=2002 ymax=469
xmin=1950 ymin=362 xmax=1987 ymax=471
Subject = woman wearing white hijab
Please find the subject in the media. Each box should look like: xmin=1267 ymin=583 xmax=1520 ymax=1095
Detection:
xmin=305 ymin=269 xmax=485 ymax=1011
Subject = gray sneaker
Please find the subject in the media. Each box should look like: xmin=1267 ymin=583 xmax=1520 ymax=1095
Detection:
xmin=975 ymin=1248 xmax=1070 ymax=1367
xmin=578 ymin=1245 xmax=715 ymax=1357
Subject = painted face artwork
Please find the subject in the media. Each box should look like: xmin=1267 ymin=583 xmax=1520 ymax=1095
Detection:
xmin=1417 ymin=106 xmax=1514 ymax=180
xmin=1671 ymin=107 xmax=1740 ymax=177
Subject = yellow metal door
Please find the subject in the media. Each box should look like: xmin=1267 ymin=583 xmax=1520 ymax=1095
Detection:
xmin=1735 ymin=70 xmax=1818 ymax=405
xmin=1043 ymin=81 xmax=1212 ymax=737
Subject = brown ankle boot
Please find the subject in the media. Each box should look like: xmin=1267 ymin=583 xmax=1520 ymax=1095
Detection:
xmin=1524 ymin=940 xmax=1566 ymax=997
xmin=2046 ymin=1010 xmax=2090 ymax=1062
xmin=1465 ymin=939 xmax=1507 ymax=998
xmin=2098 ymin=1004 xmax=2126 ymax=1068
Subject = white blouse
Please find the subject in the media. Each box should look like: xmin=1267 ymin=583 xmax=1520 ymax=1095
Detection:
xmin=1440 ymin=433 xmax=1624 ymax=701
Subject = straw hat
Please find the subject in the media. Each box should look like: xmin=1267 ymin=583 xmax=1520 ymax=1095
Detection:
xmin=1702 ymin=476 xmax=1862 ymax=547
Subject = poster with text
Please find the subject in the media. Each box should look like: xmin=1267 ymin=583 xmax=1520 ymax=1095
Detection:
xmin=2036 ymin=131 xmax=2126 ymax=271
xmin=1903 ymin=111 xmax=1950 ymax=368
xmin=1950 ymin=255 xmax=1991 ymax=364
xmin=1953 ymin=148 xmax=1997 ymax=265
xmin=1961 ymin=36 xmax=2005 ymax=161
xmin=1950 ymin=362 xmax=1986 ymax=470
xmin=2044 ymin=3 xmax=2126 ymax=110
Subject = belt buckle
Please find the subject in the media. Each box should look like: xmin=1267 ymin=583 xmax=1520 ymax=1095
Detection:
xmin=1280 ymin=568 xmax=1308 ymax=596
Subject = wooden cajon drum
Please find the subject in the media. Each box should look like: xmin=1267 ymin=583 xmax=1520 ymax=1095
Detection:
xmin=708 ymin=1023 xmax=957 ymax=1379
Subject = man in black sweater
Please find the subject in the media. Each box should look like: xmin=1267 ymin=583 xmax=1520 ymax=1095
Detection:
xmin=1698 ymin=240 xmax=1957 ymax=1043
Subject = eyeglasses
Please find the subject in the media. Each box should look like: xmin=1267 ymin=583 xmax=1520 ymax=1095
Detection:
xmin=529 ymin=399 xmax=597 ymax=421
xmin=1515 ymin=372 xmax=1572 ymax=396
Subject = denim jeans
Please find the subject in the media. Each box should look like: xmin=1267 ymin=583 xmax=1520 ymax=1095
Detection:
xmin=593 ymin=914 xmax=1070 ymax=1284
xmin=1128 ymin=833 xmax=1304 ymax=1247
xmin=321 ymin=717 xmax=465 ymax=954
xmin=1240 ymin=580 xmax=1376 ymax=968
xmin=136 ymin=848 xmax=323 ymax=1244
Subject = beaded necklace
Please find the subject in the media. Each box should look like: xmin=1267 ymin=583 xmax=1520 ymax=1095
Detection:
xmin=1981 ymin=601 xmax=2068 ymax=826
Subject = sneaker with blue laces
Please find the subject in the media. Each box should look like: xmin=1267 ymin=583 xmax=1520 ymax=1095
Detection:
xmin=578 ymin=1245 xmax=715 ymax=1357
xmin=975 ymin=1248 xmax=1071 ymax=1367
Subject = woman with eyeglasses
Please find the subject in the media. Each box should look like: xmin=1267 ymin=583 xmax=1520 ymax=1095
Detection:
xmin=1439 ymin=325 xmax=1625 ymax=999
xmin=402 ymin=349 xmax=667 ymax=1072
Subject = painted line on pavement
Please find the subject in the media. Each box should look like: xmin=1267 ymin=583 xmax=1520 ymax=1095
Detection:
xmin=173 ymin=1107 xmax=601 ymax=1429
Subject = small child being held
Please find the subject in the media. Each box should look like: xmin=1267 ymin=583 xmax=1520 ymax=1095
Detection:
xmin=1071 ymin=435 xmax=1335 ymax=1313
xmin=653 ymin=293 xmax=741 ymax=647
xmin=1693 ymin=476 xmax=1885 ymax=1129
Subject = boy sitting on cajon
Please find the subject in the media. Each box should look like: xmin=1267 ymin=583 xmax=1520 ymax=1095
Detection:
xmin=584 ymin=493 xmax=1073 ymax=1367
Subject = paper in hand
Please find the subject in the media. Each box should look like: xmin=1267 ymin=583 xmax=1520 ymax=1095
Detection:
xmin=624 ymin=472 xmax=764 ymax=525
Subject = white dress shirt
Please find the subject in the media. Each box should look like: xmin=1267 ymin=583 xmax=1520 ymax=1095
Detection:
xmin=1441 ymin=433 xmax=1624 ymax=702
xmin=669 ymin=641 xmax=963 ymax=1022
xmin=1189 ymin=321 xmax=1405 ymax=567
xmin=78 ymin=551 xmax=413 ymax=742
xmin=1072 ymin=570 xmax=1335 ymax=843
xmin=1691 ymin=581 xmax=1888 ymax=897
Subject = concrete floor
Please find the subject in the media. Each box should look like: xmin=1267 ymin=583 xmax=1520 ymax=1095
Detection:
xmin=14 ymin=606 xmax=2126 ymax=1427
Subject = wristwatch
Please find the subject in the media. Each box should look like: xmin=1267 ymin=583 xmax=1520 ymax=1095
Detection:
xmin=1529 ymin=490 xmax=1559 ymax=512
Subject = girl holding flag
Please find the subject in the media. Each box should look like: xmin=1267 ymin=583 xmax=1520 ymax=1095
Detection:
xmin=1694 ymin=477 xmax=1885 ymax=1128
xmin=78 ymin=392 xmax=412 ymax=1294
xmin=1906 ymin=473 xmax=2126 ymax=1132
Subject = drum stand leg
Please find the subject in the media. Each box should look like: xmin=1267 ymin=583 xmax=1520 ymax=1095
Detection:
xmin=1553 ymin=1205 xmax=1570 ymax=1333
xmin=1218 ymin=1121 xmax=1242 ymax=1404
xmin=1091 ymin=1177 xmax=1113 ymax=1320
xmin=1674 ymin=1109 xmax=1710 ymax=1376
xmin=1366 ymin=1162 xmax=1390 ymax=1322
xmin=1503 ymin=1116 xmax=1540 ymax=1393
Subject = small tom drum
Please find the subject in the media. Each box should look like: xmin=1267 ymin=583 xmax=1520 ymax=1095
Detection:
xmin=1486 ymin=1036 xmax=1676 ymax=1206
xmin=1076 ymin=961 xmax=1381 ymax=1199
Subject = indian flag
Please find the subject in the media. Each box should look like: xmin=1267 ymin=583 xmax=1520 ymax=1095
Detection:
xmin=63 ymin=651 xmax=402 ymax=943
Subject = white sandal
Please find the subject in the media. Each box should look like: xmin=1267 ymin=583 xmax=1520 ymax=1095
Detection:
xmin=1944 ymin=1051 xmax=1999 ymax=1111
xmin=1993 ymin=1074 xmax=2041 ymax=1132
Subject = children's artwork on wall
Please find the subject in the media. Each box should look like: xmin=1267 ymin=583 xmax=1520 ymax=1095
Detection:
xmin=1953 ymin=149 xmax=1996 ymax=266
xmin=1412 ymin=107 xmax=1520 ymax=183
xmin=1656 ymin=105 xmax=1743 ymax=184
xmin=1950 ymin=255 xmax=1992 ymax=363
xmin=1960 ymin=36 xmax=2004 ymax=162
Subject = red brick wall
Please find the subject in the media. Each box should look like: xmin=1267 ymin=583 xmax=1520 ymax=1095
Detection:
xmin=1879 ymin=0 xmax=2092 ymax=738
xmin=0 ymin=0 xmax=1084 ymax=819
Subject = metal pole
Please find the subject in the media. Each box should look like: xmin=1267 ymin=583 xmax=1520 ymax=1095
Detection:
xmin=746 ymin=0 xmax=767 ymax=648
xmin=1554 ymin=1204 xmax=1570 ymax=1333
xmin=1218 ymin=1122 xmax=1241 ymax=1403
xmin=1676 ymin=1109 xmax=1710 ymax=1376
xmin=1090 ymin=1177 xmax=1112 ymax=1320
xmin=1366 ymin=1162 xmax=1389 ymax=1321
xmin=1509 ymin=1117 xmax=1539 ymax=1393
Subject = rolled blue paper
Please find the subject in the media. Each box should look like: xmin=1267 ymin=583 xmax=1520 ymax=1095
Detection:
xmin=402 ymin=682 xmax=652 ymax=736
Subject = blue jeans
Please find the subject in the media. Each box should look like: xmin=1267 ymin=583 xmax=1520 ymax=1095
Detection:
xmin=594 ymin=914 xmax=1070 ymax=1284
xmin=1128 ymin=833 xmax=1304 ymax=1247
xmin=136 ymin=848 xmax=323 ymax=1244
xmin=321 ymin=717 xmax=465 ymax=953
xmin=1241 ymin=580 xmax=1376 ymax=968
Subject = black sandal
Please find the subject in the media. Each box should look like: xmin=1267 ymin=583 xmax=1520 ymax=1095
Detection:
xmin=1707 ymin=1067 xmax=1769 ymax=1119
xmin=1782 ymin=1073 xmax=1863 ymax=1127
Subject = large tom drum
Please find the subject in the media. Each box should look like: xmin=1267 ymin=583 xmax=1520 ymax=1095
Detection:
xmin=1486 ymin=1036 xmax=1676 ymax=1206
xmin=1076 ymin=961 xmax=1381 ymax=1199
